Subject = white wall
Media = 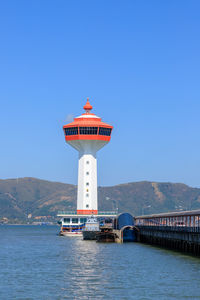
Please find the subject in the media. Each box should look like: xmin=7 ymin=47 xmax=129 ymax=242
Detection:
xmin=68 ymin=140 xmax=108 ymax=212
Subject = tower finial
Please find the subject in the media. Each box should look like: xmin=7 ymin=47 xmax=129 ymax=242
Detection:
xmin=83 ymin=98 xmax=93 ymax=113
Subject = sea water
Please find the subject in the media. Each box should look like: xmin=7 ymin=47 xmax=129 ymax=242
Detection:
xmin=0 ymin=225 xmax=200 ymax=299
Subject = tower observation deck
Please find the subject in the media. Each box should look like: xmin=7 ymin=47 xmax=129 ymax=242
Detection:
xmin=59 ymin=98 xmax=115 ymax=218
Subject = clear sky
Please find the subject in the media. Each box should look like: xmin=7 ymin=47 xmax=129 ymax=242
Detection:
xmin=0 ymin=0 xmax=200 ymax=187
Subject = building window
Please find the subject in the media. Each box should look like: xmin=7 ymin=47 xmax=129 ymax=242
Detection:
xmin=86 ymin=204 xmax=89 ymax=208
xmin=86 ymin=193 xmax=89 ymax=197
xmin=86 ymin=182 xmax=89 ymax=186
xmin=72 ymin=218 xmax=78 ymax=224
xmin=86 ymin=172 xmax=89 ymax=175
xmin=86 ymin=189 xmax=89 ymax=192
xmin=86 ymin=161 xmax=89 ymax=164
xmin=64 ymin=218 xmax=70 ymax=224
xmin=80 ymin=218 xmax=87 ymax=223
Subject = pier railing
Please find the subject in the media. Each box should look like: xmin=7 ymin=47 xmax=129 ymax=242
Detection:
xmin=135 ymin=209 xmax=200 ymax=228
xmin=137 ymin=225 xmax=200 ymax=233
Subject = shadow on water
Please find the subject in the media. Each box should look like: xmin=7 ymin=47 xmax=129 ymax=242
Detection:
xmin=138 ymin=241 xmax=200 ymax=261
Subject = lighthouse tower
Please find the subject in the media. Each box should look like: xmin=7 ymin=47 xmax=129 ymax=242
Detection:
xmin=63 ymin=99 xmax=113 ymax=215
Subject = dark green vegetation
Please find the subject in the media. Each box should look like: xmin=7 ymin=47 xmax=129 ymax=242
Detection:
xmin=0 ymin=177 xmax=200 ymax=223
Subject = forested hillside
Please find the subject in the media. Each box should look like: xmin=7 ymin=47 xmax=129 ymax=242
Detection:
xmin=0 ymin=177 xmax=200 ymax=223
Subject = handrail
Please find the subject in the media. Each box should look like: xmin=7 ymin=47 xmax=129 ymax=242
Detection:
xmin=137 ymin=225 xmax=200 ymax=233
xmin=57 ymin=210 xmax=118 ymax=215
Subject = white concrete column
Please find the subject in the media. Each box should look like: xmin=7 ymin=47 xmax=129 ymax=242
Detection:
xmin=77 ymin=150 xmax=98 ymax=213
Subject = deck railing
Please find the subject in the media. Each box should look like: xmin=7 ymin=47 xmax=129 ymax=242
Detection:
xmin=135 ymin=209 xmax=200 ymax=228
xmin=57 ymin=210 xmax=118 ymax=215
xmin=137 ymin=225 xmax=200 ymax=233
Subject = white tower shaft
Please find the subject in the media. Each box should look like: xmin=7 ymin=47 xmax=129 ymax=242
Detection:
xmin=68 ymin=139 xmax=108 ymax=214
xmin=77 ymin=151 xmax=97 ymax=213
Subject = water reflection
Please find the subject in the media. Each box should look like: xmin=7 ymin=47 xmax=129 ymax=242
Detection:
xmin=61 ymin=238 xmax=108 ymax=298
xmin=59 ymin=237 xmax=200 ymax=299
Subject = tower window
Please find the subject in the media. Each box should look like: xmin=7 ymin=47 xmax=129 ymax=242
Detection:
xmin=86 ymin=172 xmax=89 ymax=175
xmin=86 ymin=161 xmax=89 ymax=164
xmin=79 ymin=127 xmax=98 ymax=135
xmin=64 ymin=127 xmax=78 ymax=136
xmin=99 ymin=127 xmax=112 ymax=136
xmin=86 ymin=193 xmax=89 ymax=197
xmin=86 ymin=182 xmax=89 ymax=186
xmin=86 ymin=204 xmax=89 ymax=208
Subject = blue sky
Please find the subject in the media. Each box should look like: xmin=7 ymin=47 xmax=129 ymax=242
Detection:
xmin=0 ymin=0 xmax=200 ymax=187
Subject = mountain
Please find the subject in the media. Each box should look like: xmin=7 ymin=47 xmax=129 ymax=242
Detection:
xmin=0 ymin=177 xmax=200 ymax=223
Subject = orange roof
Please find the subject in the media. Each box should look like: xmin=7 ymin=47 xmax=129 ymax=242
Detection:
xmin=63 ymin=99 xmax=113 ymax=129
xmin=63 ymin=119 xmax=113 ymax=128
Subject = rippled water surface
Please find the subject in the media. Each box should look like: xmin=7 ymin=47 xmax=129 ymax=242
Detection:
xmin=0 ymin=225 xmax=200 ymax=299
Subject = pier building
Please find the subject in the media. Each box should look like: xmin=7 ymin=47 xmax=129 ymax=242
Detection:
xmin=58 ymin=99 xmax=116 ymax=235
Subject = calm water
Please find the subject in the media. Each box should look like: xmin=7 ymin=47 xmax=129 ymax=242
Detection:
xmin=0 ymin=226 xmax=200 ymax=300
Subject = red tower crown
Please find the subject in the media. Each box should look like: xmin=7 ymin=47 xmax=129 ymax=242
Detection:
xmin=63 ymin=99 xmax=113 ymax=142
xmin=83 ymin=98 xmax=93 ymax=113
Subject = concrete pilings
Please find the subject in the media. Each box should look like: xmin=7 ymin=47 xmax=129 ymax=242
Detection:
xmin=137 ymin=226 xmax=200 ymax=256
